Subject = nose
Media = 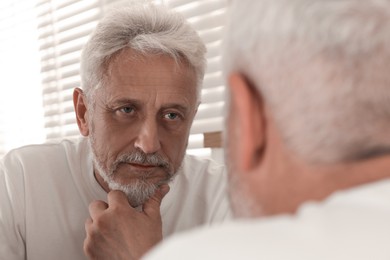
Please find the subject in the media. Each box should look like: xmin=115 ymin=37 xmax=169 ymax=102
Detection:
xmin=134 ymin=118 xmax=161 ymax=154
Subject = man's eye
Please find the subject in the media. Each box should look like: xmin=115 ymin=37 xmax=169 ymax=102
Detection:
xmin=164 ymin=112 xmax=179 ymax=120
xmin=119 ymin=107 xmax=134 ymax=114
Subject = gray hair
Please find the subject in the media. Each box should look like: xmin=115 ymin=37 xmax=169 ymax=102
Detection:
xmin=80 ymin=2 xmax=206 ymax=102
xmin=224 ymin=0 xmax=390 ymax=164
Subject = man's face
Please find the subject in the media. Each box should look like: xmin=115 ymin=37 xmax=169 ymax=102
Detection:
xmin=87 ymin=49 xmax=198 ymax=207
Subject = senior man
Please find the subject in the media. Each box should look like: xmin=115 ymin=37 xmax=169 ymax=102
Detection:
xmin=145 ymin=0 xmax=390 ymax=258
xmin=82 ymin=0 xmax=390 ymax=259
xmin=0 ymin=3 xmax=231 ymax=260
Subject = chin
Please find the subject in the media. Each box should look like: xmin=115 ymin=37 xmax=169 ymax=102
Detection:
xmin=108 ymin=179 xmax=158 ymax=207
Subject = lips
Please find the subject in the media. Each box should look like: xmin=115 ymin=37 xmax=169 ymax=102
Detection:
xmin=128 ymin=163 xmax=156 ymax=169
xmin=114 ymin=162 xmax=168 ymax=180
xmin=125 ymin=163 xmax=164 ymax=177
xmin=111 ymin=162 xmax=172 ymax=186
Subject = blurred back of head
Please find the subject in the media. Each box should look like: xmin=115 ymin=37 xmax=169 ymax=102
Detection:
xmin=81 ymin=1 xmax=206 ymax=102
xmin=224 ymin=0 xmax=390 ymax=164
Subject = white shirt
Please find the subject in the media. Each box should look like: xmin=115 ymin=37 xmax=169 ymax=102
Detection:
xmin=0 ymin=138 xmax=231 ymax=260
xmin=145 ymin=179 xmax=390 ymax=260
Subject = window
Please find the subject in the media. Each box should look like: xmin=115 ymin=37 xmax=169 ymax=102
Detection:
xmin=0 ymin=0 xmax=45 ymax=156
xmin=37 ymin=0 xmax=104 ymax=141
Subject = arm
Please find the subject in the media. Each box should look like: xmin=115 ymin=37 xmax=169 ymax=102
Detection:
xmin=84 ymin=185 xmax=170 ymax=260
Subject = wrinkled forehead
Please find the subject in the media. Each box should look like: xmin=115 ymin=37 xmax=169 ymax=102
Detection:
xmin=106 ymin=48 xmax=195 ymax=79
xmin=96 ymin=48 xmax=198 ymax=105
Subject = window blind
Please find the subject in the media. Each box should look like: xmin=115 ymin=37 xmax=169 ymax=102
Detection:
xmin=37 ymin=0 xmax=103 ymax=141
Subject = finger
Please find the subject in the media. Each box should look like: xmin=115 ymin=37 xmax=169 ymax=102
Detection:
xmin=85 ymin=217 xmax=93 ymax=229
xmin=83 ymin=227 xmax=94 ymax=259
xmin=84 ymin=217 xmax=93 ymax=236
xmin=143 ymin=184 xmax=170 ymax=216
xmin=84 ymin=217 xmax=92 ymax=234
xmin=107 ymin=190 xmax=130 ymax=208
xmin=89 ymin=200 xmax=108 ymax=219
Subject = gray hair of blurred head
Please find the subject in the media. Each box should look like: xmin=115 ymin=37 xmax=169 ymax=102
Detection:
xmin=223 ymin=0 xmax=390 ymax=164
xmin=80 ymin=1 xmax=206 ymax=103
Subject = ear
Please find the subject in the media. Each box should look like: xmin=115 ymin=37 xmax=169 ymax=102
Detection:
xmin=228 ymin=73 xmax=266 ymax=172
xmin=73 ymin=88 xmax=90 ymax=136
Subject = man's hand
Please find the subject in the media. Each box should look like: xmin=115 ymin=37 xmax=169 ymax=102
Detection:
xmin=83 ymin=185 xmax=170 ymax=260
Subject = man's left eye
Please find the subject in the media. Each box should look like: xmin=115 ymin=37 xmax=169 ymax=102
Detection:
xmin=119 ymin=107 xmax=134 ymax=114
xmin=164 ymin=113 xmax=179 ymax=120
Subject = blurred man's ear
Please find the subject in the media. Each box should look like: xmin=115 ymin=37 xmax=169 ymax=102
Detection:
xmin=73 ymin=88 xmax=90 ymax=136
xmin=228 ymin=73 xmax=265 ymax=172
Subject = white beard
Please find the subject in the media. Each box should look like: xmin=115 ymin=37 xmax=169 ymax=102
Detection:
xmin=88 ymin=137 xmax=177 ymax=207
xmin=92 ymin=154 xmax=161 ymax=207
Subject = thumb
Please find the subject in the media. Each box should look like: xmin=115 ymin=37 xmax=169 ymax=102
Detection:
xmin=107 ymin=190 xmax=130 ymax=207
xmin=143 ymin=184 xmax=170 ymax=217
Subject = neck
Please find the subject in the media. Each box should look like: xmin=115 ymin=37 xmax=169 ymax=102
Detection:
xmin=250 ymin=114 xmax=390 ymax=216
xmin=257 ymin=152 xmax=390 ymax=216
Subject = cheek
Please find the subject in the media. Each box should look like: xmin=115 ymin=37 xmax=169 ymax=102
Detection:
xmin=161 ymin=131 xmax=189 ymax=164
xmin=89 ymin=127 xmax=107 ymax=162
xmin=93 ymin=115 xmax=132 ymax=146
xmin=90 ymin=118 xmax=124 ymax=163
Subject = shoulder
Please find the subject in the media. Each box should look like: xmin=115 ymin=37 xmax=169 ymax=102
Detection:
xmin=147 ymin=217 xmax=332 ymax=259
xmin=1 ymin=137 xmax=86 ymax=165
xmin=160 ymin=154 xmax=231 ymax=226
xmin=147 ymin=185 xmax=390 ymax=260
xmin=181 ymin=154 xmax=226 ymax=179
xmin=176 ymin=154 xmax=228 ymax=196
xmin=1 ymin=137 xmax=88 ymax=175
xmin=144 ymin=220 xmax=281 ymax=260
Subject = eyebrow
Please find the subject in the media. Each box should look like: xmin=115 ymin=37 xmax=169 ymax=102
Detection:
xmin=108 ymin=98 xmax=142 ymax=107
xmin=160 ymin=104 xmax=190 ymax=114
xmin=107 ymin=98 xmax=190 ymax=114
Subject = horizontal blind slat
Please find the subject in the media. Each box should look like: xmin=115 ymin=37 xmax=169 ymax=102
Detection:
xmin=37 ymin=1 xmax=100 ymax=28
xmin=201 ymin=86 xmax=225 ymax=103
xmin=41 ymin=56 xmax=80 ymax=73
xmin=46 ymin=127 xmax=80 ymax=140
xmin=205 ymin=40 xmax=223 ymax=59
xmin=171 ymin=0 xmax=226 ymax=19
xmin=188 ymin=9 xmax=226 ymax=32
xmin=38 ymin=14 xmax=99 ymax=40
xmin=190 ymin=117 xmax=224 ymax=134
xmin=166 ymin=0 xmax=196 ymax=9
xmin=199 ymin=26 xmax=223 ymax=45
xmin=205 ymin=56 xmax=222 ymax=74
xmin=44 ymin=117 xmax=76 ymax=126
xmin=203 ymin=72 xmax=224 ymax=90
xmin=195 ymin=102 xmax=224 ymax=120
xmin=43 ymin=103 xmax=75 ymax=117
xmin=187 ymin=133 xmax=204 ymax=149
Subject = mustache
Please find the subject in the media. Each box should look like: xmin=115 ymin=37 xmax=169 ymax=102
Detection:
xmin=112 ymin=149 xmax=171 ymax=171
